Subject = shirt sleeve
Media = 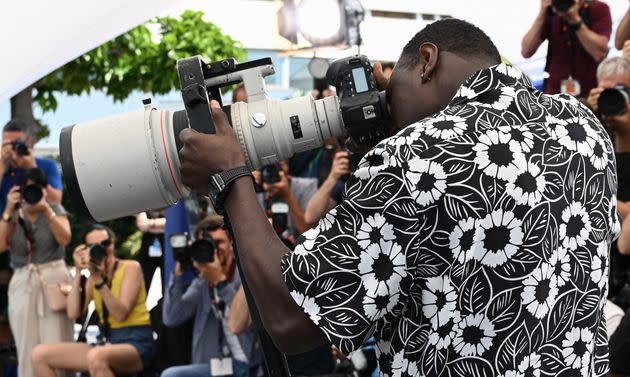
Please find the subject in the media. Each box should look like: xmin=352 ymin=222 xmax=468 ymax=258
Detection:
xmin=37 ymin=158 xmax=63 ymax=190
xmin=281 ymin=144 xmax=421 ymax=354
xmin=589 ymin=1 xmax=612 ymax=38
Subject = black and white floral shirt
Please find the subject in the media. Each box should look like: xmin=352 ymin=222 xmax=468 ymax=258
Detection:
xmin=281 ymin=64 xmax=620 ymax=377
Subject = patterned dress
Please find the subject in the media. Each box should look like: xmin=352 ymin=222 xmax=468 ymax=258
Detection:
xmin=281 ymin=63 xmax=621 ymax=377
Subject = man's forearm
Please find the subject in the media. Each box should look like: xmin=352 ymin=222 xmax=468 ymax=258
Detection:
xmin=616 ymin=9 xmax=630 ymax=50
xmin=224 ymin=177 xmax=325 ymax=353
xmin=285 ymin=190 xmax=309 ymax=234
xmin=46 ymin=186 xmax=62 ymax=204
xmin=576 ymin=24 xmax=609 ymax=62
xmin=304 ymin=177 xmax=338 ymax=225
xmin=522 ymin=11 xmax=547 ymax=58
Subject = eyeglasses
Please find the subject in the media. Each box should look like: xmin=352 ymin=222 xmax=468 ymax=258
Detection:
xmin=100 ymin=238 xmax=112 ymax=248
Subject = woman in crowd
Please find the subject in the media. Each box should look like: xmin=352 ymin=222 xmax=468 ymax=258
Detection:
xmin=0 ymin=168 xmax=72 ymax=377
xmin=32 ymin=224 xmax=154 ymax=377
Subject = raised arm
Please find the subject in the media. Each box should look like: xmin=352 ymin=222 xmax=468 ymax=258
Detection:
xmin=522 ymin=0 xmax=552 ymax=58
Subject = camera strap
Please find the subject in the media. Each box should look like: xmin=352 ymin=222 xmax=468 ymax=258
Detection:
xmin=98 ymin=259 xmax=119 ymax=341
xmin=211 ymin=286 xmax=230 ymax=358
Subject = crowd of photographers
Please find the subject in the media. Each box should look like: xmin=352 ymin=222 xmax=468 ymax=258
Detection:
xmin=5 ymin=0 xmax=630 ymax=376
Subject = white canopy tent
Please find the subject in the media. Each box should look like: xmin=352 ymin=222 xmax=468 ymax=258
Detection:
xmin=0 ymin=0 xmax=176 ymax=103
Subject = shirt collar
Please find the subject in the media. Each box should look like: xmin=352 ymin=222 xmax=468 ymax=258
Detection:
xmin=448 ymin=63 xmax=534 ymax=108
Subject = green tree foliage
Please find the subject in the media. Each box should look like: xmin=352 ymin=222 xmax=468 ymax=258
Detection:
xmin=54 ymin=10 xmax=245 ymax=259
xmin=34 ymin=10 xmax=245 ymax=112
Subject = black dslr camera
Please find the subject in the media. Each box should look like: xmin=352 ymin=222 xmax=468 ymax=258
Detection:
xmin=10 ymin=140 xmax=29 ymax=156
xmin=261 ymin=164 xmax=281 ymax=184
xmin=598 ymin=85 xmax=630 ymax=117
xmin=20 ymin=183 xmax=43 ymax=205
xmin=552 ymin=0 xmax=574 ymax=12
xmin=169 ymin=232 xmax=216 ymax=270
xmin=87 ymin=241 xmax=109 ymax=265
xmin=327 ymin=55 xmax=389 ymax=146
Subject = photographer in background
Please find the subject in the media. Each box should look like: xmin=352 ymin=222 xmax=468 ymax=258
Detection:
xmin=32 ymin=224 xmax=153 ymax=377
xmin=0 ymin=119 xmax=62 ymax=213
xmin=522 ymin=0 xmax=611 ymax=97
xmin=0 ymin=167 xmax=72 ymax=377
xmin=161 ymin=215 xmax=260 ymax=377
xmin=586 ymin=56 xmax=630 ymax=308
xmin=254 ymin=161 xmax=318 ymax=238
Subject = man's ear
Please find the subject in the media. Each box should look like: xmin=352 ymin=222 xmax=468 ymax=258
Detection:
xmin=419 ymin=42 xmax=439 ymax=81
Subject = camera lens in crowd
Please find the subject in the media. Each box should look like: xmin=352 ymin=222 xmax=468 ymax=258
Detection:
xmin=552 ymin=0 xmax=575 ymax=12
xmin=88 ymin=243 xmax=107 ymax=265
xmin=11 ymin=140 xmax=29 ymax=156
xmin=21 ymin=184 xmax=43 ymax=205
xmin=261 ymin=164 xmax=282 ymax=184
xmin=599 ymin=85 xmax=630 ymax=116
xmin=189 ymin=238 xmax=216 ymax=264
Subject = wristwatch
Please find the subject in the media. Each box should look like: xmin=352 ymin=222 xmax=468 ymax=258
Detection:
xmin=568 ymin=19 xmax=583 ymax=31
xmin=95 ymin=279 xmax=107 ymax=290
xmin=208 ymin=166 xmax=253 ymax=214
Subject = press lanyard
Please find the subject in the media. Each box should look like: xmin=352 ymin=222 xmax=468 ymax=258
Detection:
xmin=212 ymin=286 xmax=229 ymax=357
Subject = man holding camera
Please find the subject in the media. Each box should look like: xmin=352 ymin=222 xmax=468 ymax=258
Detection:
xmin=179 ymin=18 xmax=618 ymax=376
xmin=585 ymin=56 xmax=630 ymax=377
xmin=161 ymin=215 xmax=260 ymax=377
xmin=522 ymin=0 xmax=611 ymax=97
xmin=0 ymin=119 xmax=62 ymax=214
xmin=254 ymin=161 xmax=318 ymax=238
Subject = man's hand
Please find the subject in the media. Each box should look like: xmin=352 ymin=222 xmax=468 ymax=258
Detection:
xmin=179 ymin=100 xmax=247 ymax=193
xmin=0 ymin=144 xmax=12 ymax=171
xmin=328 ymin=151 xmax=350 ymax=182
xmin=556 ymin=1 xmax=581 ymax=23
xmin=263 ymin=171 xmax=291 ymax=200
xmin=30 ymin=189 xmax=51 ymax=214
xmin=587 ymin=87 xmax=604 ymax=113
xmin=6 ymin=186 xmax=20 ymax=210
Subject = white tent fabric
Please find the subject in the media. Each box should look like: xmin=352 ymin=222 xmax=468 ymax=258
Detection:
xmin=0 ymin=0 xmax=175 ymax=103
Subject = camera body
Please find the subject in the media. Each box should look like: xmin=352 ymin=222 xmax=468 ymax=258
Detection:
xmin=169 ymin=232 xmax=216 ymax=270
xmin=327 ymin=55 xmax=388 ymax=145
xmin=20 ymin=183 xmax=43 ymax=205
xmin=10 ymin=140 xmax=29 ymax=156
xmin=552 ymin=0 xmax=575 ymax=12
xmin=88 ymin=243 xmax=107 ymax=265
xmin=261 ymin=164 xmax=281 ymax=184
xmin=599 ymin=85 xmax=630 ymax=116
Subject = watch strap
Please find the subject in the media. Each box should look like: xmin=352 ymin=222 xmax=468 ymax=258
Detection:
xmin=568 ymin=20 xmax=583 ymax=31
xmin=210 ymin=166 xmax=253 ymax=214
xmin=95 ymin=279 xmax=107 ymax=290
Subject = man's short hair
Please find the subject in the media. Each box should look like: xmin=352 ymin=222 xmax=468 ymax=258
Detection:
xmin=195 ymin=214 xmax=227 ymax=239
xmin=82 ymin=223 xmax=117 ymax=245
xmin=21 ymin=168 xmax=48 ymax=188
xmin=597 ymin=56 xmax=630 ymax=80
xmin=397 ymin=19 xmax=501 ymax=70
xmin=3 ymin=119 xmax=33 ymax=137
